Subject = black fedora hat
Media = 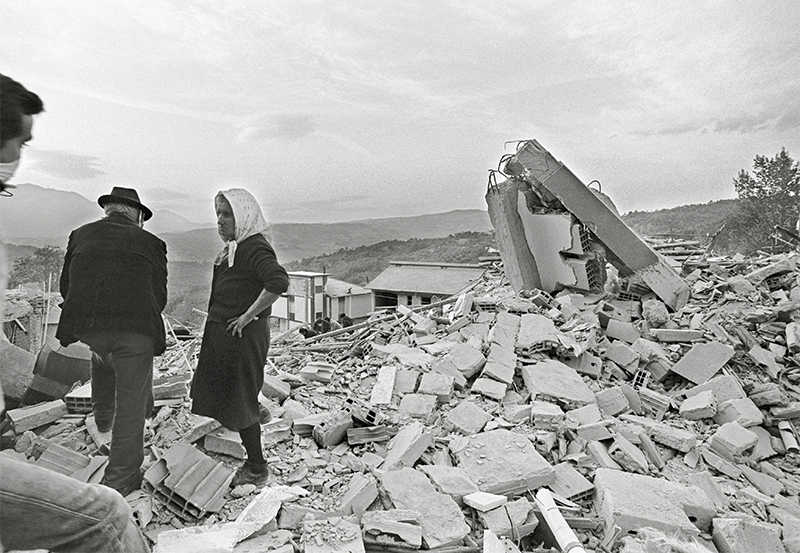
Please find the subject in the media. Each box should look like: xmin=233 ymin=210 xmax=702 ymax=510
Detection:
xmin=97 ymin=187 xmax=153 ymax=221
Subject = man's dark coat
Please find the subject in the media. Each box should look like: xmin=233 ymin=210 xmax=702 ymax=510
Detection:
xmin=57 ymin=213 xmax=168 ymax=355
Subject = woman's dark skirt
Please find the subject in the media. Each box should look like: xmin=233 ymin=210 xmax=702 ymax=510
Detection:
xmin=190 ymin=318 xmax=270 ymax=430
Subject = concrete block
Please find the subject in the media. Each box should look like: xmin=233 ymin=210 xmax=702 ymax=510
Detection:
xmin=398 ymin=394 xmax=437 ymax=419
xmin=712 ymin=517 xmax=784 ymax=553
xmin=550 ymin=462 xmax=594 ymax=501
xmin=504 ymin=404 xmax=532 ymax=423
xmin=608 ymin=435 xmax=649 ymax=474
xmin=481 ymin=361 xmax=515 ymax=385
xmin=530 ymin=400 xmax=564 ymax=430
xmin=412 ymin=318 xmax=438 ymax=336
xmin=419 ymin=465 xmax=480 ymax=505
xmin=606 ymin=320 xmax=641 ymax=344
xmin=8 ymin=400 xmax=69 ymax=433
xmin=261 ymin=375 xmax=291 ymax=403
xmin=450 ymin=343 xmax=487 ymax=378
xmin=620 ymin=383 xmax=644 ymax=415
xmin=446 ymin=401 xmax=491 ymax=435
xmin=370 ymin=366 xmax=396 ymax=405
xmin=521 ymin=359 xmax=595 ymax=409
xmin=381 ymin=421 xmax=433 ymax=470
xmin=312 ymin=411 xmax=353 ymax=448
xmin=303 ymin=516 xmax=365 ymax=553
xmin=683 ymin=471 xmax=728 ymax=510
xmin=565 ymin=351 xmax=602 ymax=379
xmin=650 ymin=329 xmax=704 ymax=342
xmin=680 ymin=389 xmax=717 ymax=420
xmin=278 ymin=504 xmax=323 ymax=530
xmin=463 ymin=491 xmax=506 ymax=512
xmin=603 ymin=342 xmax=640 ymax=373
xmin=471 ymin=378 xmax=508 ymax=401
xmin=669 ymin=341 xmax=734 ymax=385
xmin=711 ymin=422 xmax=759 ymax=461
xmin=748 ymin=426 xmax=778 ymax=462
xmin=565 ymin=404 xmax=603 ymax=427
xmin=453 ymin=429 xmax=555 ymax=495
xmin=431 ymin=359 xmax=467 ymax=390
xmin=587 ymin=441 xmax=622 ymax=470
xmin=714 ymin=398 xmax=764 ymax=428
xmin=394 ymin=369 xmax=419 ymax=395
xmin=478 ymin=498 xmax=537 ymax=539
xmin=684 ymin=375 xmax=746 ymax=404
xmin=747 ymin=382 xmax=788 ymax=407
xmin=381 ymin=468 xmax=470 ymax=549
xmin=516 ymin=313 xmax=565 ymax=355
xmin=595 ymin=386 xmax=630 ymax=417
xmin=619 ymin=414 xmax=697 ymax=452
xmin=630 ymin=338 xmax=673 ymax=381
xmin=593 ymin=468 xmax=716 ymax=538
xmin=417 ymin=372 xmax=454 ymax=403
xmin=339 ymin=473 xmax=378 ymax=516
xmin=281 ymin=399 xmax=310 ymax=422
xmin=204 ymin=427 xmax=246 ymax=459
xmin=700 ymin=448 xmax=742 ymax=479
xmin=35 ymin=443 xmax=90 ymax=476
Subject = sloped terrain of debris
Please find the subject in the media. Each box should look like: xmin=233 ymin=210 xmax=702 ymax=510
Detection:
xmin=5 ymin=253 xmax=800 ymax=553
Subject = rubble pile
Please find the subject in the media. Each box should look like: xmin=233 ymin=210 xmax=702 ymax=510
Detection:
xmin=4 ymin=250 xmax=800 ymax=552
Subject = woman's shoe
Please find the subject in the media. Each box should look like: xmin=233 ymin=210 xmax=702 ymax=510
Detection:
xmin=231 ymin=460 xmax=269 ymax=487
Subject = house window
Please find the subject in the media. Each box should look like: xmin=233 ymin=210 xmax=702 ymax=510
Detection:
xmin=287 ymin=296 xmax=294 ymax=317
xmin=421 ymin=296 xmax=431 ymax=305
xmin=315 ymin=312 xmax=322 ymax=321
xmin=338 ymin=297 xmax=345 ymax=312
xmin=406 ymin=295 xmax=413 ymax=306
xmin=288 ymin=313 xmax=295 ymax=321
xmin=315 ymin=285 xmax=324 ymax=294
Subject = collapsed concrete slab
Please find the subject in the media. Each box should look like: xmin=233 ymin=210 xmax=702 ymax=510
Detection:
xmin=593 ymin=468 xmax=716 ymax=538
xmin=502 ymin=139 xmax=691 ymax=310
xmin=381 ymin=468 xmax=470 ymax=549
xmin=520 ymin=359 xmax=596 ymax=409
xmin=453 ymin=429 xmax=555 ymax=495
xmin=712 ymin=516 xmax=785 ymax=553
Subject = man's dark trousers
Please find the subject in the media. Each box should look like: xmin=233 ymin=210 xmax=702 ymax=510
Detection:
xmin=80 ymin=330 xmax=155 ymax=493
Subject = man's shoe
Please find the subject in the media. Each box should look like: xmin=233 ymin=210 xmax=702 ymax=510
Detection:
xmin=231 ymin=460 xmax=269 ymax=487
xmin=103 ymin=472 xmax=143 ymax=497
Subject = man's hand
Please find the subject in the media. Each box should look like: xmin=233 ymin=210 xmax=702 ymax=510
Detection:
xmin=227 ymin=314 xmax=256 ymax=337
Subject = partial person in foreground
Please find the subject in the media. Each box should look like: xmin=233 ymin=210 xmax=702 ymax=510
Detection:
xmin=0 ymin=73 xmax=150 ymax=553
xmin=57 ymin=186 xmax=168 ymax=496
xmin=191 ymin=188 xmax=289 ymax=486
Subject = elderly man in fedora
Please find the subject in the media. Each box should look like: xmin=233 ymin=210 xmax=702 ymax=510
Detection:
xmin=57 ymin=186 xmax=167 ymax=496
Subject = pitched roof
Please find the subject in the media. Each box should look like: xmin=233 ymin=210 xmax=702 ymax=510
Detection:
xmin=366 ymin=262 xmax=485 ymax=296
xmin=325 ymin=278 xmax=370 ymax=297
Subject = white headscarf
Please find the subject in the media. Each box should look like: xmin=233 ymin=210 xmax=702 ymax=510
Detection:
xmin=214 ymin=188 xmax=269 ymax=267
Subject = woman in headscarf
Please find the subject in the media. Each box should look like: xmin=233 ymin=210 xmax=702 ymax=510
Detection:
xmin=191 ymin=188 xmax=288 ymax=486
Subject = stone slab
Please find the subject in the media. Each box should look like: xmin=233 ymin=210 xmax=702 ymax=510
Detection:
xmin=714 ymin=398 xmax=764 ymax=428
xmin=711 ymin=422 xmax=759 ymax=460
xmin=418 ymin=465 xmax=479 ymax=504
xmin=593 ymin=468 xmax=716 ymax=538
xmin=595 ymin=386 xmax=630 ymax=417
xmin=684 ymin=375 xmax=746 ymax=404
xmin=417 ymin=372 xmax=454 ymax=403
xmin=520 ymin=359 xmax=595 ymax=409
xmin=471 ymin=378 xmax=508 ymax=401
xmin=381 ymin=468 xmax=470 ymax=549
xmin=478 ymin=497 xmax=537 ymax=539
xmin=450 ymin=343 xmax=487 ymax=378
xmin=463 ymin=491 xmax=507 ymax=512
xmin=619 ymin=414 xmax=697 ymax=452
xmin=445 ymin=401 xmax=491 ymax=435
xmin=712 ymin=517 xmax=784 ymax=553
xmin=669 ymin=341 xmax=734 ymax=384
xmin=381 ymin=421 xmax=433 ymax=470
xmin=370 ymin=366 xmax=396 ymax=405
xmin=398 ymin=394 xmax=436 ymax=419
xmin=453 ymin=429 xmax=555 ymax=495
xmin=679 ymin=389 xmax=717 ymax=420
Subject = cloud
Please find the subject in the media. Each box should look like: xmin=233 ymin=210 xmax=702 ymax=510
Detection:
xmin=237 ymin=113 xmax=319 ymax=142
xmin=27 ymin=150 xmax=104 ymax=180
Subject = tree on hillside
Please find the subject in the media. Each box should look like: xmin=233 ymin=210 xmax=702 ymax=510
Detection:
xmin=723 ymin=148 xmax=800 ymax=253
xmin=8 ymin=245 xmax=64 ymax=288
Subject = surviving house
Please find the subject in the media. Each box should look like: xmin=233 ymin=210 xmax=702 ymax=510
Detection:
xmin=324 ymin=278 xmax=372 ymax=323
xmin=365 ymin=261 xmax=486 ymax=310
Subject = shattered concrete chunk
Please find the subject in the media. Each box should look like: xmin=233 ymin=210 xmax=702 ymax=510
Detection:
xmin=381 ymin=468 xmax=470 ymax=549
xmin=521 ymin=359 xmax=595 ymax=409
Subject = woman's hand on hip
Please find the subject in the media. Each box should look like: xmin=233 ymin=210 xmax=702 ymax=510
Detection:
xmin=227 ymin=314 xmax=256 ymax=337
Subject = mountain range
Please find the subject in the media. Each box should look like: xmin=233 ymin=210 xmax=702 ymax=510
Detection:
xmin=1 ymin=184 xmax=493 ymax=263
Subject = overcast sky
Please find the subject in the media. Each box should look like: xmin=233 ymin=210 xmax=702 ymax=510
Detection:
xmin=3 ymin=1 xmax=799 ymax=225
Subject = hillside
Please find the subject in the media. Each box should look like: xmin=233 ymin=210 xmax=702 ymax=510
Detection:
xmin=621 ymin=199 xmax=736 ymax=240
xmin=161 ymin=209 xmax=492 ymax=263
xmin=284 ymin=231 xmax=495 ymax=286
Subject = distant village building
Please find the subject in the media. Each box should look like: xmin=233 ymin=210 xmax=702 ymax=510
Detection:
xmin=366 ymin=261 xmax=486 ymax=310
xmin=271 ymin=271 xmax=329 ymax=331
xmin=324 ymin=278 xmax=371 ymax=324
